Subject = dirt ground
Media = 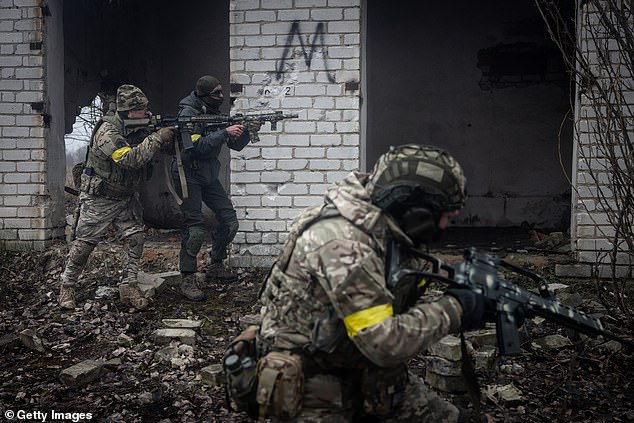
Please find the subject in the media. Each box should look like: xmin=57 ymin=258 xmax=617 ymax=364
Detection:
xmin=1 ymin=228 xmax=633 ymax=423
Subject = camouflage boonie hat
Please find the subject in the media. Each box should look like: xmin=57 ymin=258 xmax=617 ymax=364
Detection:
xmin=116 ymin=84 xmax=148 ymax=112
xmin=367 ymin=144 xmax=467 ymax=211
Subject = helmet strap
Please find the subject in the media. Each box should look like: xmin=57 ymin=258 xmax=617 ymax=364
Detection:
xmin=396 ymin=207 xmax=440 ymax=244
xmin=372 ymin=182 xmax=444 ymax=244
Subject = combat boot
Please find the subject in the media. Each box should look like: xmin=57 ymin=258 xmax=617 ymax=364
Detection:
xmin=119 ymin=283 xmax=149 ymax=310
xmin=58 ymin=286 xmax=76 ymax=310
xmin=179 ymin=274 xmax=207 ymax=301
xmin=205 ymin=262 xmax=238 ymax=283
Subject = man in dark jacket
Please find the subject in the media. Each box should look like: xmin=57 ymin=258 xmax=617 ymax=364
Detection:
xmin=171 ymin=75 xmax=259 ymax=301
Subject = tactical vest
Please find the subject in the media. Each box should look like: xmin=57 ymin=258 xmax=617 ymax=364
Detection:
xmin=81 ymin=115 xmax=148 ymax=198
xmin=258 ymin=196 xmax=414 ymax=363
xmin=259 ymin=203 xmax=371 ymax=369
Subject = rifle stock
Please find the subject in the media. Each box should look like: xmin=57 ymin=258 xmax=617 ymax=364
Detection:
xmin=387 ymin=242 xmax=634 ymax=355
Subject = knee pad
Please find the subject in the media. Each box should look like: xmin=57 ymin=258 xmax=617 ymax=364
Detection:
xmin=124 ymin=231 xmax=145 ymax=260
xmin=68 ymin=240 xmax=95 ymax=265
xmin=226 ymin=220 xmax=239 ymax=240
xmin=185 ymin=227 xmax=206 ymax=257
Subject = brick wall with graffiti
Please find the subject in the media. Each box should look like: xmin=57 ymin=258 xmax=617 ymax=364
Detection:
xmin=228 ymin=0 xmax=362 ymax=266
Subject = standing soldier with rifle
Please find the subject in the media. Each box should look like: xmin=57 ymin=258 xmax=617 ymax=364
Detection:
xmin=171 ymin=75 xmax=261 ymax=301
xmin=58 ymin=84 xmax=176 ymax=311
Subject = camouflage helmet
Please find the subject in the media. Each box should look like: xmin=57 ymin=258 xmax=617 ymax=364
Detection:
xmin=116 ymin=84 xmax=148 ymax=112
xmin=195 ymin=75 xmax=221 ymax=96
xmin=367 ymin=144 xmax=467 ymax=212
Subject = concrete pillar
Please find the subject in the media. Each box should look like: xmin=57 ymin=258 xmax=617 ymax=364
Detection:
xmin=0 ymin=0 xmax=65 ymax=250
xmin=228 ymin=0 xmax=362 ymax=266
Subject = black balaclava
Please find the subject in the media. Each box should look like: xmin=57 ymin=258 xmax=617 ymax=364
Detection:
xmin=195 ymin=75 xmax=223 ymax=112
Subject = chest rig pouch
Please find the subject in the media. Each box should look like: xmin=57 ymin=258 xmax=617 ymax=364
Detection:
xmin=81 ymin=116 xmax=148 ymax=198
xmin=255 ymin=352 xmax=304 ymax=421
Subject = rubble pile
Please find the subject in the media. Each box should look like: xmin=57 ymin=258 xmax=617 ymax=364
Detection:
xmin=0 ymin=242 xmax=633 ymax=422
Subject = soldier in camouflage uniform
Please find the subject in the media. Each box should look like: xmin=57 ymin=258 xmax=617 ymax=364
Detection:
xmin=171 ymin=75 xmax=260 ymax=301
xmin=255 ymin=144 xmax=486 ymax=422
xmin=58 ymin=84 xmax=176 ymax=311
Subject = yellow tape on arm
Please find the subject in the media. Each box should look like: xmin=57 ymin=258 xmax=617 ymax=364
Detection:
xmin=344 ymin=304 xmax=393 ymax=338
xmin=111 ymin=146 xmax=132 ymax=163
xmin=191 ymin=134 xmax=201 ymax=142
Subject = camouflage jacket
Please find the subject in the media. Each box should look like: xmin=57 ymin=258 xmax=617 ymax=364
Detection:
xmin=258 ymin=172 xmax=463 ymax=370
xmin=81 ymin=115 xmax=161 ymax=198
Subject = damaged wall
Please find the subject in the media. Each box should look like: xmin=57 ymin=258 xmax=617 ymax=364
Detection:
xmin=1 ymin=0 xmax=621 ymax=275
xmin=0 ymin=0 xmax=65 ymax=250
xmin=366 ymin=1 xmax=573 ymax=230
xmin=228 ymin=0 xmax=362 ymax=266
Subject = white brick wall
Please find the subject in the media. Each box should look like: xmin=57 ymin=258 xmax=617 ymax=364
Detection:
xmin=228 ymin=0 xmax=361 ymax=266
xmin=0 ymin=0 xmax=55 ymax=250
xmin=568 ymin=3 xmax=634 ymax=276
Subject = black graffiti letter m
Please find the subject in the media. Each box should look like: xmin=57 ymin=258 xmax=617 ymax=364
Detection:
xmin=276 ymin=21 xmax=336 ymax=83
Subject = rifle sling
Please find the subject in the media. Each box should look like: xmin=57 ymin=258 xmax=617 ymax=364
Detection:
xmin=460 ymin=331 xmax=481 ymax=417
xmin=164 ymin=139 xmax=188 ymax=205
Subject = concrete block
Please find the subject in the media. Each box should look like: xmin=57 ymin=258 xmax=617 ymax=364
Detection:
xmin=103 ymin=358 xmax=122 ymax=369
xmin=293 ymin=196 xmax=323 ymax=207
xmin=326 ymin=171 xmax=350 ymax=183
xmin=555 ymin=263 xmax=592 ymax=278
xmin=59 ymin=360 xmax=104 ymax=387
xmin=424 ymin=371 xmax=467 ymax=394
xmin=19 ymin=329 xmax=44 ymax=352
xmin=117 ymin=333 xmax=134 ymax=347
xmin=152 ymin=328 xmax=196 ymax=346
xmin=200 ymin=364 xmax=225 ymax=386
xmin=161 ymin=319 xmax=203 ymax=329
xmin=423 ymin=356 xmax=462 ymax=377
xmin=473 ymin=347 xmax=497 ymax=371
xmin=483 ymin=384 xmax=523 ymax=404
xmin=311 ymin=8 xmax=343 ymax=20
xmin=137 ymin=271 xmax=179 ymax=297
xmin=309 ymin=159 xmax=341 ymax=171
xmin=328 ymin=20 xmax=360 ymax=34
xmin=427 ymin=335 xmax=473 ymax=362
xmin=464 ymin=329 xmax=497 ymax=348
xmin=278 ymin=9 xmax=310 ymax=21
xmin=239 ymin=314 xmax=262 ymax=328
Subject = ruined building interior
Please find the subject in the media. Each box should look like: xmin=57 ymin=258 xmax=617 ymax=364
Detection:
xmin=60 ymin=0 xmax=573 ymax=239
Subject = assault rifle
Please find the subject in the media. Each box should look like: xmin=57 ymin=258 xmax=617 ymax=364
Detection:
xmin=149 ymin=111 xmax=299 ymax=150
xmin=386 ymin=241 xmax=634 ymax=355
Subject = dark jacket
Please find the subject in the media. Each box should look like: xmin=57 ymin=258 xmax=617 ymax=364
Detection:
xmin=171 ymin=92 xmax=250 ymax=185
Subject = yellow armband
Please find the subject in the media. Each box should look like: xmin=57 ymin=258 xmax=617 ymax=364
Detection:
xmin=343 ymin=304 xmax=393 ymax=338
xmin=112 ymin=146 xmax=131 ymax=163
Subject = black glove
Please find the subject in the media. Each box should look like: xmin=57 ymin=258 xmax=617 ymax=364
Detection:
xmin=445 ymin=288 xmax=486 ymax=331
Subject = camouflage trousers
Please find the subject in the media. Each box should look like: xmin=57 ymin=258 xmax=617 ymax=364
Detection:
xmin=274 ymin=371 xmax=459 ymax=423
xmin=61 ymin=193 xmax=145 ymax=286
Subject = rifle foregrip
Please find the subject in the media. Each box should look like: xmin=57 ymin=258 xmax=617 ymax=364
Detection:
xmin=180 ymin=127 xmax=194 ymax=151
xmin=497 ymin=311 xmax=523 ymax=355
